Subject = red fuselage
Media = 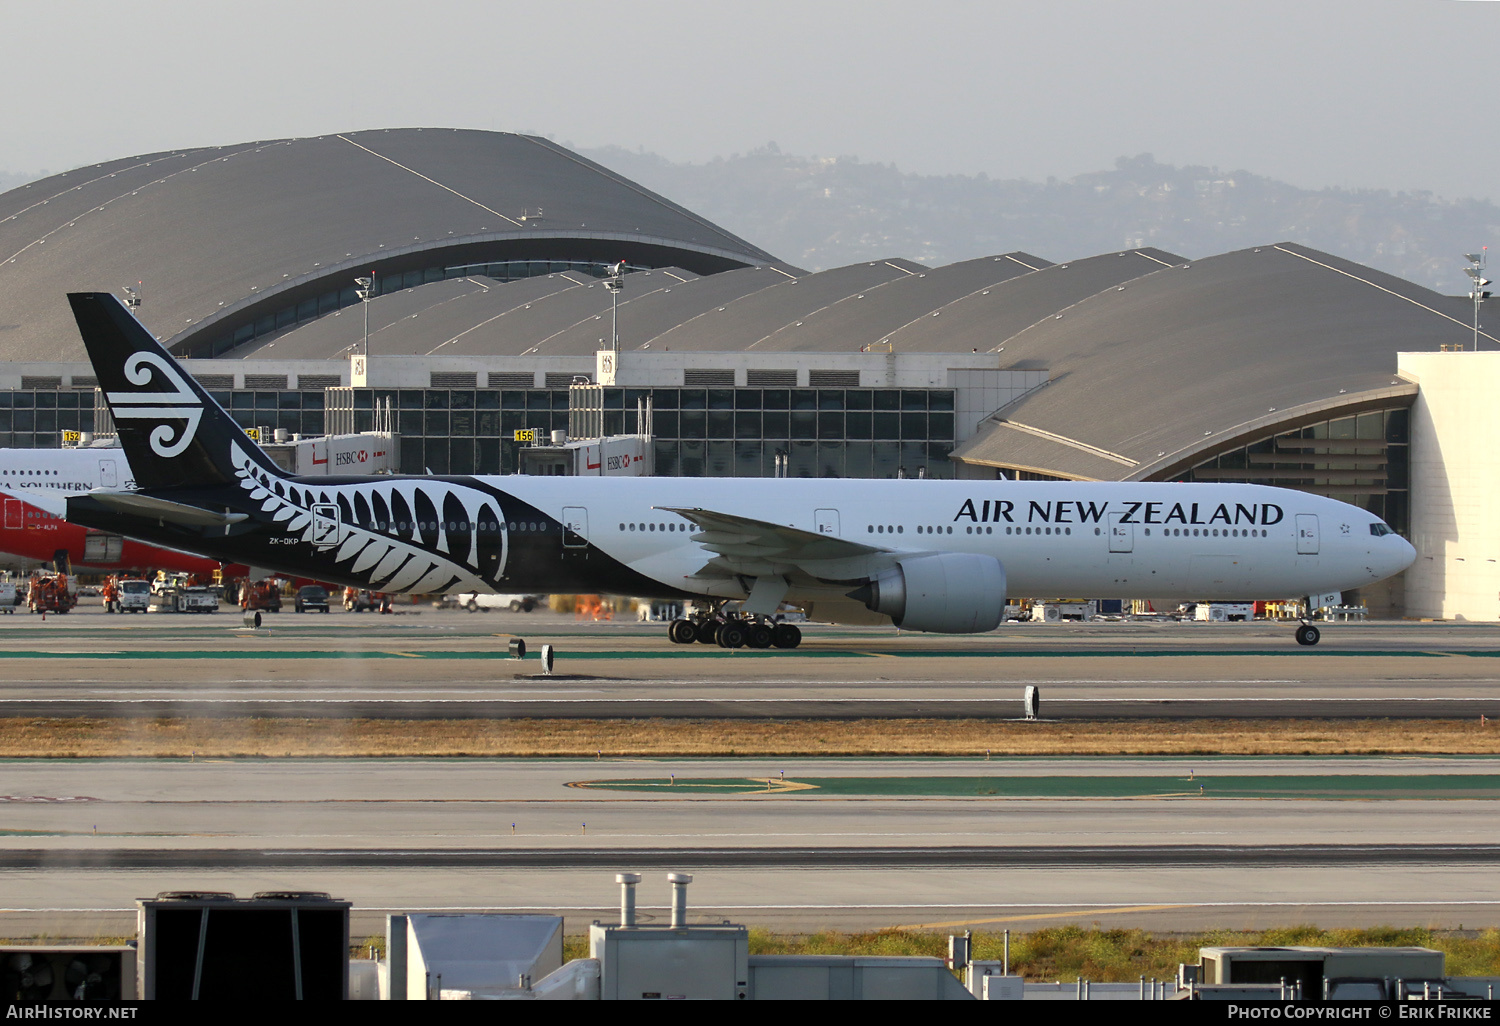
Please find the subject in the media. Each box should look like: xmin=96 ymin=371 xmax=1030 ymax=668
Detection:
xmin=0 ymin=494 xmax=247 ymax=576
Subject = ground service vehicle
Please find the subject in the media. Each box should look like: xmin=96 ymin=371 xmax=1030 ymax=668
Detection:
xmin=457 ymin=592 xmax=540 ymax=613
xmin=28 ymin=572 xmax=77 ymax=614
xmin=102 ymin=576 xmax=151 ymax=613
xmin=151 ymin=584 xmax=220 ymax=613
xmin=240 ymin=579 xmax=283 ymax=613
xmin=342 ymin=587 xmax=387 ymax=612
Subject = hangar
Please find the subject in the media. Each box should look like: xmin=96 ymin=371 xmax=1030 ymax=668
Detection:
xmin=0 ymin=129 xmax=1492 ymax=617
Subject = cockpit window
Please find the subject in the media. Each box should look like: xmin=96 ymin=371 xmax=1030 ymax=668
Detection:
xmin=1369 ymin=523 xmax=1394 ymax=537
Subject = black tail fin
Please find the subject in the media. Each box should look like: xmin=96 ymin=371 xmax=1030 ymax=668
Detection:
xmin=66 ymin=293 xmax=285 ymax=491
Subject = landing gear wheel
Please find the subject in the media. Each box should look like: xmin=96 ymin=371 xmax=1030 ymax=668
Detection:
xmin=1295 ymin=623 xmax=1321 ymax=647
xmin=696 ymin=620 xmax=722 ymax=644
xmin=716 ymin=621 xmax=747 ymax=649
xmin=667 ymin=619 xmax=698 ymax=644
xmin=772 ymin=623 xmax=802 ymax=649
xmin=746 ymin=623 xmax=774 ymax=649
xmin=466 ymin=599 xmax=478 ymax=612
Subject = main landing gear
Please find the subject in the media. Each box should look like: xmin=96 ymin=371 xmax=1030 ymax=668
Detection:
xmin=1294 ymin=621 xmax=1321 ymax=647
xmin=666 ymin=607 xmax=801 ymax=649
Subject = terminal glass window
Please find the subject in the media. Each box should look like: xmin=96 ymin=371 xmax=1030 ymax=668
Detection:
xmin=1172 ymin=407 xmax=1411 ymax=535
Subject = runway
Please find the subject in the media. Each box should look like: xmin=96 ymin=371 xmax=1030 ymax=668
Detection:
xmin=2 ymin=608 xmax=1500 ymax=719
xmin=0 ymin=756 xmax=1497 ymax=936
xmin=0 ymin=843 xmax=1495 ymax=870
xmin=2 ymin=610 xmax=1498 ymax=937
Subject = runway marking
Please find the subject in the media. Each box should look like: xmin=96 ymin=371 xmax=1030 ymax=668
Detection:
xmin=894 ymin=903 xmax=1195 ymax=930
xmin=565 ymin=774 xmax=1500 ymax=799
xmin=567 ymin=777 xmax=820 ymax=794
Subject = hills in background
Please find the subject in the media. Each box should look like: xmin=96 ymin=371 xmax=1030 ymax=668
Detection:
xmin=4 ymin=148 xmax=1497 ymax=294
xmin=0 ymin=171 xmax=41 ymax=194
xmin=582 ymin=145 xmax=1499 ymax=294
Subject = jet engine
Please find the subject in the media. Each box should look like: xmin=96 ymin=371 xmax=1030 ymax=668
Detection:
xmin=848 ymin=552 xmax=1006 ymax=633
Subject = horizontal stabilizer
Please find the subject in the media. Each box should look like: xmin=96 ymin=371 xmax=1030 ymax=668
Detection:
xmin=89 ymin=491 xmax=249 ymax=528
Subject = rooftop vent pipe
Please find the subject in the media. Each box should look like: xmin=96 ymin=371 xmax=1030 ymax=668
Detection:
xmin=616 ymin=873 xmax=641 ymax=927
xmin=668 ymin=872 xmax=693 ymax=928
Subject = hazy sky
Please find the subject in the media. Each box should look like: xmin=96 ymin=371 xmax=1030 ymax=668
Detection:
xmin=5 ymin=0 xmax=1499 ymax=201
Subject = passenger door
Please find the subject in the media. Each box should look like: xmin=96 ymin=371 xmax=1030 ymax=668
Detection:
xmin=1296 ymin=514 xmax=1320 ymax=555
xmin=311 ymin=504 xmax=341 ymax=550
xmin=562 ymin=506 xmax=589 ymax=549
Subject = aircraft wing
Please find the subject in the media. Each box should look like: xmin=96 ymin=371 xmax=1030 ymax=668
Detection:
xmin=656 ymin=505 xmax=895 ymax=584
xmin=88 ymin=491 xmax=249 ymax=529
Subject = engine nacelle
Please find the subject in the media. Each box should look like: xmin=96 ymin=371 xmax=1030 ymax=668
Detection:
xmin=848 ymin=552 xmax=1006 ymax=634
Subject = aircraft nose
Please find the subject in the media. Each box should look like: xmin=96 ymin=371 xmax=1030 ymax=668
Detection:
xmin=1388 ymin=535 xmax=1417 ymax=576
xmin=1398 ymin=535 xmax=1416 ymax=569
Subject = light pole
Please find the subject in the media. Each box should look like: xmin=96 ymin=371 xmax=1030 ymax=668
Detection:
xmin=1464 ymin=251 xmax=1490 ymax=351
xmin=354 ymin=275 xmax=374 ymax=356
xmin=603 ymin=261 xmax=625 ymax=352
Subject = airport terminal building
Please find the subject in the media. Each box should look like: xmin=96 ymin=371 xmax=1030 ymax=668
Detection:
xmin=0 ymin=129 xmax=1492 ymax=618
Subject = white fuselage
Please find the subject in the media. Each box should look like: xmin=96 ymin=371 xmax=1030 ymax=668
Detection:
xmin=452 ymin=476 xmax=1412 ymax=604
xmin=0 ymin=446 xmax=132 ymax=494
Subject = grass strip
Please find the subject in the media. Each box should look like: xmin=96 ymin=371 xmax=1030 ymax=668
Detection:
xmin=552 ymin=925 xmax=1500 ymax=979
xmin=0 ymin=716 xmax=1495 ymax=758
xmin=29 ymin=924 xmax=1500 ymax=979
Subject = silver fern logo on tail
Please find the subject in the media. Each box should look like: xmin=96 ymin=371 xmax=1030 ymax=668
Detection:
xmin=105 ymin=352 xmax=203 ymax=458
xmin=229 ymin=441 xmax=507 ymax=593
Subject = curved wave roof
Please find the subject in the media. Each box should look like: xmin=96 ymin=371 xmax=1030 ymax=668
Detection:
xmin=952 ymin=243 xmax=1487 ymax=481
xmin=259 ymin=246 xmax=1195 ymax=361
xmin=0 ymin=129 xmax=778 ymax=362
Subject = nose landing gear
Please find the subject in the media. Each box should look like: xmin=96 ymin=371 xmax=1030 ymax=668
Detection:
xmin=1294 ymin=622 xmax=1321 ymax=646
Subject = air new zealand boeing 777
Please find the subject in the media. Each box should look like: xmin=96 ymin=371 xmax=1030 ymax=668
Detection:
xmin=60 ymin=292 xmax=1415 ymax=648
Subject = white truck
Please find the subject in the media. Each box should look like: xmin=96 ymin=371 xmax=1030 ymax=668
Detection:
xmin=104 ymin=578 xmax=152 ymax=613
xmin=454 ymin=592 xmax=542 ymax=613
xmin=1030 ymin=600 xmax=1094 ymax=622
xmin=1194 ymin=602 xmax=1255 ymax=622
